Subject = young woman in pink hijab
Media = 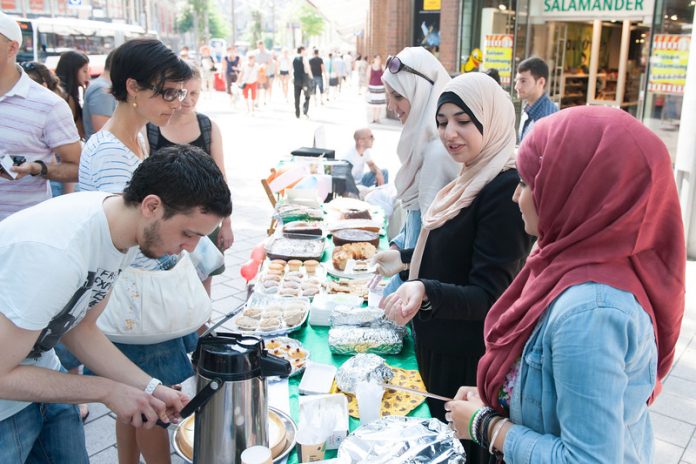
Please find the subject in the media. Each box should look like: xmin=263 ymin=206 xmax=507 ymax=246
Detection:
xmin=379 ymin=72 xmax=533 ymax=463
xmin=445 ymin=106 xmax=686 ymax=463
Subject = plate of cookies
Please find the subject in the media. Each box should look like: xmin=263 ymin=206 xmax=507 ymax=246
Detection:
xmin=231 ymin=295 xmax=310 ymax=336
xmin=257 ymin=259 xmax=325 ymax=298
xmin=327 ymin=242 xmax=378 ymax=279
xmin=264 ymin=337 xmax=309 ymax=376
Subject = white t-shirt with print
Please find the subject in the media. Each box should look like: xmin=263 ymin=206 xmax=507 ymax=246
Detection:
xmin=340 ymin=146 xmax=373 ymax=182
xmin=0 ymin=191 xmax=138 ymax=420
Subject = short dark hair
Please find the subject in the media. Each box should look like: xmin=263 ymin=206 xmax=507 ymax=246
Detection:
xmin=313 ymin=49 xmax=319 ymax=55
xmin=484 ymin=68 xmax=501 ymax=85
xmin=297 ymin=46 xmax=304 ymax=54
xmin=110 ymin=38 xmax=192 ymax=102
xmin=123 ymin=145 xmax=232 ymax=219
xmin=517 ymin=57 xmax=549 ymax=81
xmin=104 ymin=49 xmax=115 ymax=72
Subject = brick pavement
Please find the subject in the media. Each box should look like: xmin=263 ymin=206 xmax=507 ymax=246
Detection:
xmin=83 ymin=86 xmax=696 ymax=462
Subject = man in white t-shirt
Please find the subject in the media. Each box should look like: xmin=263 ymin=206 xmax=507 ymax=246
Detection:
xmin=0 ymin=12 xmax=82 ymax=221
xmin=340 ymin=127 xmax=389 ymax=187
xmin=0 ymin=147 xmax=233 ymax=462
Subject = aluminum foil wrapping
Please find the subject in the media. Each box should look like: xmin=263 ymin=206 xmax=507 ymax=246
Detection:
xmin=335 ymin=353 xmax=394 ymax=394
xmin=337 ymin=416 xmax=466 ymax=463
xmin=328 ymin=322 xmax=405 ymax=356
xmin=329 ymin=306 xmax=384 ymax=326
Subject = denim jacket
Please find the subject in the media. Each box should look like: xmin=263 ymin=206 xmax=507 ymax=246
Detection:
xmin=504 ymin=282 xmax=657 ymax=463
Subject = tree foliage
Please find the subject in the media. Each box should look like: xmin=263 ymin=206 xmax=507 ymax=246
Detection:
xmin=298 ymin=3 xmax=324 ymax=42
xmin=176 ymin=0 xmax=228 ymax=39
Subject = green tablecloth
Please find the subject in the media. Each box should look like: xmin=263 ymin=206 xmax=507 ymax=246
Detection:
xmin=276 ymin=205 xmax=431 ymax=462
xmin=284 ymin=324 xmax=431 ymax=462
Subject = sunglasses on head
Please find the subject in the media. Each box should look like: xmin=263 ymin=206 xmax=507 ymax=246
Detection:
xmin=19 ymin=61 xmax=37 ymax=72
xmin=386 ymin=55 xmax=435 ymax=85
xmin=149 ymin=85 xmax=188 ymax=102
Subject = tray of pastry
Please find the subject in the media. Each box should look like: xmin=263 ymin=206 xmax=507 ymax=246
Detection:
xmin=264 ymin=336 xmax=309 ymax=376
xmin=331 ymin=242 xmax=377 ymax=274
xmin=230 ymin=295 xmax=310 ymax=336
xmin=257 ymin=259 xmax=325 ymax=298
xmin=265 ymin=236 xmax=325 ymax=261
xmin=323 ymin=277 xmax=386 ymax=301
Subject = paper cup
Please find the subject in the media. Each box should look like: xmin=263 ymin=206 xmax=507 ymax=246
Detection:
xmin=295 ymin=441 xmax=326 ymax=462
xmin=355 ymin=381 xmax=384 ymax=426
xmin=367 ymin=288 xmax=384 ymax=308
xmin=240 ymin=445 xmax=272 ymax=464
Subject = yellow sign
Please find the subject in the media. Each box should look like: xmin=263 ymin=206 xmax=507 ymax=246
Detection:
xmin=483 ymin=35 xmax=514 ymax=86
xmin=423 ymin=0 xmax=441 ymax=11
xmin=648 ymin=34 xmax=690 ymax=95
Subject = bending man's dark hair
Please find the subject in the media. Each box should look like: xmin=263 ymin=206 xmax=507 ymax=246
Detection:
xmin=123 ymin=145 xmax=233 ymax=219
xmin=110 ymin=38 xmax=192 ymax=102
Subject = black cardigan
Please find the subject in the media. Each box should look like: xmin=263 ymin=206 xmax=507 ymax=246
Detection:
xmin=400 ymin=169 xmax=533 ymax=356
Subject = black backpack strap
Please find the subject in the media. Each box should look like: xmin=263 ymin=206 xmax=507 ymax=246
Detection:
xmin=146 ymin=122 xmax=160 ymax=154
xmin=197 ymin=113 xmax=213 ymax=155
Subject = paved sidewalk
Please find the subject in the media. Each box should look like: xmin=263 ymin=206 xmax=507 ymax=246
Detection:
xmin=85 ymin=86 xmax=696 ymax=462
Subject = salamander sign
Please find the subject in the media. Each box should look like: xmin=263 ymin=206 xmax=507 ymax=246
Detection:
xmin=540 ymin=0 xmax=653 ymax=18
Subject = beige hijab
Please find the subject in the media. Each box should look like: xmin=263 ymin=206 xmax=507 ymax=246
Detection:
xmin=409 ymin=72 xmax=517 ymax=279
xmin=381 ymin=47 xmax=451 ymax=210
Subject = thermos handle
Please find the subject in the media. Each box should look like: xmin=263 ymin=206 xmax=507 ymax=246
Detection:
xmin=260 ymin=352 xmax=292 ymax=378
xmin=179 ymin=377 xmax=223 ymax=419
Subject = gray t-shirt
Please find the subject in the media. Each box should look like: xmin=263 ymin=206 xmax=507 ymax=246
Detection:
xmin=83 ymin=77 xmax=116 ymax=140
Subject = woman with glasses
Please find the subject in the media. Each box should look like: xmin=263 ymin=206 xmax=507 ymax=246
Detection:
xmin=366 ymin=54 xmax=385 ymax=123
xmin=377 ymin=72 xmax=533 ymax=464
xmin=377 ymin=47 xmax=459 ymax=297
xmin=78 ymin=38 xmax=193 ymax=464
xmin=145 ymin=64 xmax=234 ymax=295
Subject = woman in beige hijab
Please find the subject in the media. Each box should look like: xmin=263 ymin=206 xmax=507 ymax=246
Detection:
xmin=379 ymin=47 xmax=459 ymax=296
xmin=378 ymin=72 xmax=533 ymax=463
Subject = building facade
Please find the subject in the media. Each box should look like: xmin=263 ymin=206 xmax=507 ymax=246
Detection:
xmin=362 ymin=0 xmax=691 ymax=158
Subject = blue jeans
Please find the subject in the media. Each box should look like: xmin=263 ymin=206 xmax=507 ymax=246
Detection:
xmin=360 ymin=169 xmax=389 ymax=187
xmin=0 ymin=402 xmax=88 ymax=463
xmin=383 ymin=209 xmax=422 ymax=297
xmin=312 ymin=76 xmax=324 ymax=95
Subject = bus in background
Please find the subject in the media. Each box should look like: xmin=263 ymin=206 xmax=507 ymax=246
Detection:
xmin=14 ymin=17 xmax=147 ymax=77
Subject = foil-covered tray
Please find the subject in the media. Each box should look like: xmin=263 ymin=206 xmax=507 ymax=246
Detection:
xmin=335 ymin=354 xmax=394 ymax=394
xmin=337 ymin=416 xmax=465 ymax=463
xmin=328 ymin=322 xmax=406 ymax=355
xmin=330 ymin=306 xmax=384 ymax=326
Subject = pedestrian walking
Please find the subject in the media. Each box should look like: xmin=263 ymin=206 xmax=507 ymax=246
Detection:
xmin=292 ymin=46 xmax=311 ymax=118
xmin=366 ymin=55 xmax=385 ymax=123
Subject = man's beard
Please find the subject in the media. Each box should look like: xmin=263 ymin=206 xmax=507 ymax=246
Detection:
xmin=140 ymin=220 xmax=163 ymax=259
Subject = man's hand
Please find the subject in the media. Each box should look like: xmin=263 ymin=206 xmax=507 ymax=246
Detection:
xmin=104 ymin=382 xmax=184 ymax=429
xmin=371 ymin=250 xmax=407 ymax=277
xmin=153 ymin=384 xmax=190 ymax=423
xmin=380 ymin=280 xmax=424 ymax=326
xmin=7 ymin=161 xmax=40 ymax=180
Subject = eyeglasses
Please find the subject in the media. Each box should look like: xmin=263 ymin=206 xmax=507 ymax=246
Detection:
xmin=386 ymin=55 xmax=435 ymax=85
xmin=149 ymin=85 xmax=188 ymax=102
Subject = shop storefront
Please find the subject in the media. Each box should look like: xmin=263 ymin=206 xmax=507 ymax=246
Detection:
xmin=461 ymin=0 xmax=692 ymax=159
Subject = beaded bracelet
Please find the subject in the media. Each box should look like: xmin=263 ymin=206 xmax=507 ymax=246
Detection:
xmin=478 ymin=410 xmax=500 ymax=450
xmin=470 ymin=407 xmax=491 ymax=445
xmin=468 ymin=407 xmax=482 ymax=442
xmin=473 ymin=407 xmax=497 ymax=446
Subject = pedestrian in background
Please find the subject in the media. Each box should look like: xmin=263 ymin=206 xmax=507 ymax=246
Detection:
xmin=83 ymin=50 xmax=116 ymax=140
xmin=56 ymin=50 xmax=90 ymax=140
xmin=514 ymin=56 xmax=558 ymax=142
xmin=309 ymin=48 xmax=325 ymax=106
xmin=292 ymin=46 xmax=311 ymax=118
xmin=447 ymin=105 xmax=685 ymax=464
xmin=278 ymin=48 xmax=291 ymax=101
xmin=238 ymin=53 xmax=259 ymax=114
xmin=222 ymin=46 xmax=240 ymax=103
xmin=366 ymin=55 xmax=385 ymax=123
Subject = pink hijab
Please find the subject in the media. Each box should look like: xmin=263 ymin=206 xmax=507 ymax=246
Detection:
xmin=477 ymin=106 xmax=686 ymax=410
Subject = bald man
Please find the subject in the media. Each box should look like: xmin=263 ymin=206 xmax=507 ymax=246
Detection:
xmin=340 ymin=128 xmax=388 ymax=187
